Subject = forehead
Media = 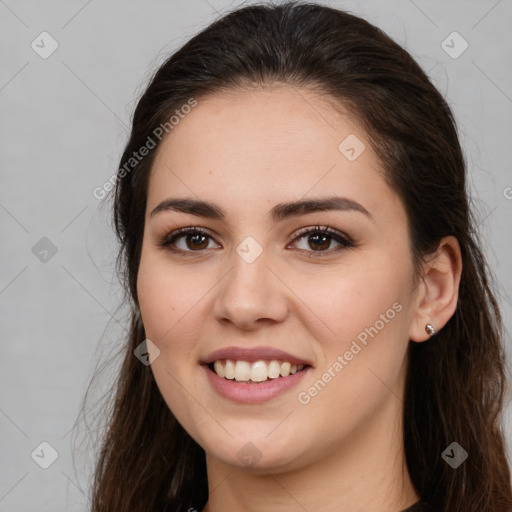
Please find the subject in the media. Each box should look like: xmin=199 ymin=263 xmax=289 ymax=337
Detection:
xmin=146 ymin=86 xmax=400 ymax=225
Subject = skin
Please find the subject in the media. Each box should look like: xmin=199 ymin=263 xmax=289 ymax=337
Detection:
xmin=136 ymin=85 xmax=462 ymax=512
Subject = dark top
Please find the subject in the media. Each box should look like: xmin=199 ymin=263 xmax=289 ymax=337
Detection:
xmin=402 ymin=501 xmax=438 ymax=512
xmin=197 ymin=500 xmax=438 ymax=511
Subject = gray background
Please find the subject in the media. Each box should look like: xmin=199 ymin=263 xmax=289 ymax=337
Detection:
xmin=1 ymin=0 xmax=511 ymax=510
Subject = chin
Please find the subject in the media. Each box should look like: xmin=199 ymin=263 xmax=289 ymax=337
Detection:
xmin=200 ymin=428 xmax=311 ymax=473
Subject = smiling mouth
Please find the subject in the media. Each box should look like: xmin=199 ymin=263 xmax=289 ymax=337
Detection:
xmin=207 ymin=359 xmax=310 ymax=383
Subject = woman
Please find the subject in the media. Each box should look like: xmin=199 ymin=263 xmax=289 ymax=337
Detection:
xmin=87 ymin=2 xmax=512 ymax=511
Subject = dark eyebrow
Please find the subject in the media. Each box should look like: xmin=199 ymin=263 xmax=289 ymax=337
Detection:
xmin=150 ymin=196 xmax=374 ymax=223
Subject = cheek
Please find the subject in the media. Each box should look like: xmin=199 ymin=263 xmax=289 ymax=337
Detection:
xmin=137 ymin=246 xmax=186 ymax=338
xmin=299 ymin=254 xmax=413 ymax=399
xmin=136 ymin=248 xmax=216 ymax=360
xmin=291 ymin=252 xmax=414 ymax=408
xmin=293 ymin=251 xmax=412 ymax=347
xmin=136 ymin=250 xmax=210 ymax=431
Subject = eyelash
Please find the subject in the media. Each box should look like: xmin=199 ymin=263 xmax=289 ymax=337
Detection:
xmin=157 ymin=225 xmax=355 ymax=258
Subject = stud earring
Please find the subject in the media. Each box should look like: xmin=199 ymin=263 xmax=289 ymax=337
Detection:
xmin=425 ymin=323 xmax=436 ymax=336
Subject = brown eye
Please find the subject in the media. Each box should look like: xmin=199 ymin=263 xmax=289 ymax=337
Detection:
xmin=290 ymin=226 xmax=354 ymax=256
xmin=158 ymin=225 xmax=354 ymax=258
xmin=306 ymin=232 xmax=331 ymax=251
xmin=158 ymin=227 xmax=218 ymax=253
xmin=183 ymin=232 xmax=209 ymax=250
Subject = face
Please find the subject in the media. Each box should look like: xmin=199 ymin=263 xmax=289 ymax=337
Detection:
xmin=137 ymin=86 xmax=419 ymax=473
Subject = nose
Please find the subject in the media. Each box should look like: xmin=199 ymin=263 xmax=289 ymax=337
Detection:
xmin=212 ymin=246 xmax=289 ymax=331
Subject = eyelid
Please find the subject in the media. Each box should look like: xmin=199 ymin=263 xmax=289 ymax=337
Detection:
xmin=157 ymin=225 xmax=217 ymax=249
xmin=288 ymin=225 xmax=353 ymax=246
xmin=157 ymin=224 xmax=354 ymax=256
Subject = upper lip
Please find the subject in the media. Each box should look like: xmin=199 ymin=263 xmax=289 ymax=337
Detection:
xmin=202 ymin=346 xmax=312 ymax=366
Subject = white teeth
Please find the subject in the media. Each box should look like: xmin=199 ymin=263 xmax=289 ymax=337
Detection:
xmin=234 ymin=360 xmax=251 ymax=381
xmin=280 ymin=361 xmax=291 ymax=377
xmin=214 ymin=360 xmax=225 ymax=378
xmin=250 ymin=360 xmax=268 ymax=382
xmin=211 ymin=359 xmax=306 ymax=382
xmin=224 ymin=359 xmax=235 ymax=379
xmin=268 ymin=360 xmax=281 ymax=379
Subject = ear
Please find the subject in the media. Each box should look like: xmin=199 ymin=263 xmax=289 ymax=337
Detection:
xmin=409 ymin=236 xmax=463 ymax=342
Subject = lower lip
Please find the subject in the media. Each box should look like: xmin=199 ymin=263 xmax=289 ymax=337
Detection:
xmin=203 ymin=364 xmax=311 ymax=403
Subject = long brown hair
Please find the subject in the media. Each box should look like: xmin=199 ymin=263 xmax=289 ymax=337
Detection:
xmin=82 ymin=2 xmax=512 ymax=510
